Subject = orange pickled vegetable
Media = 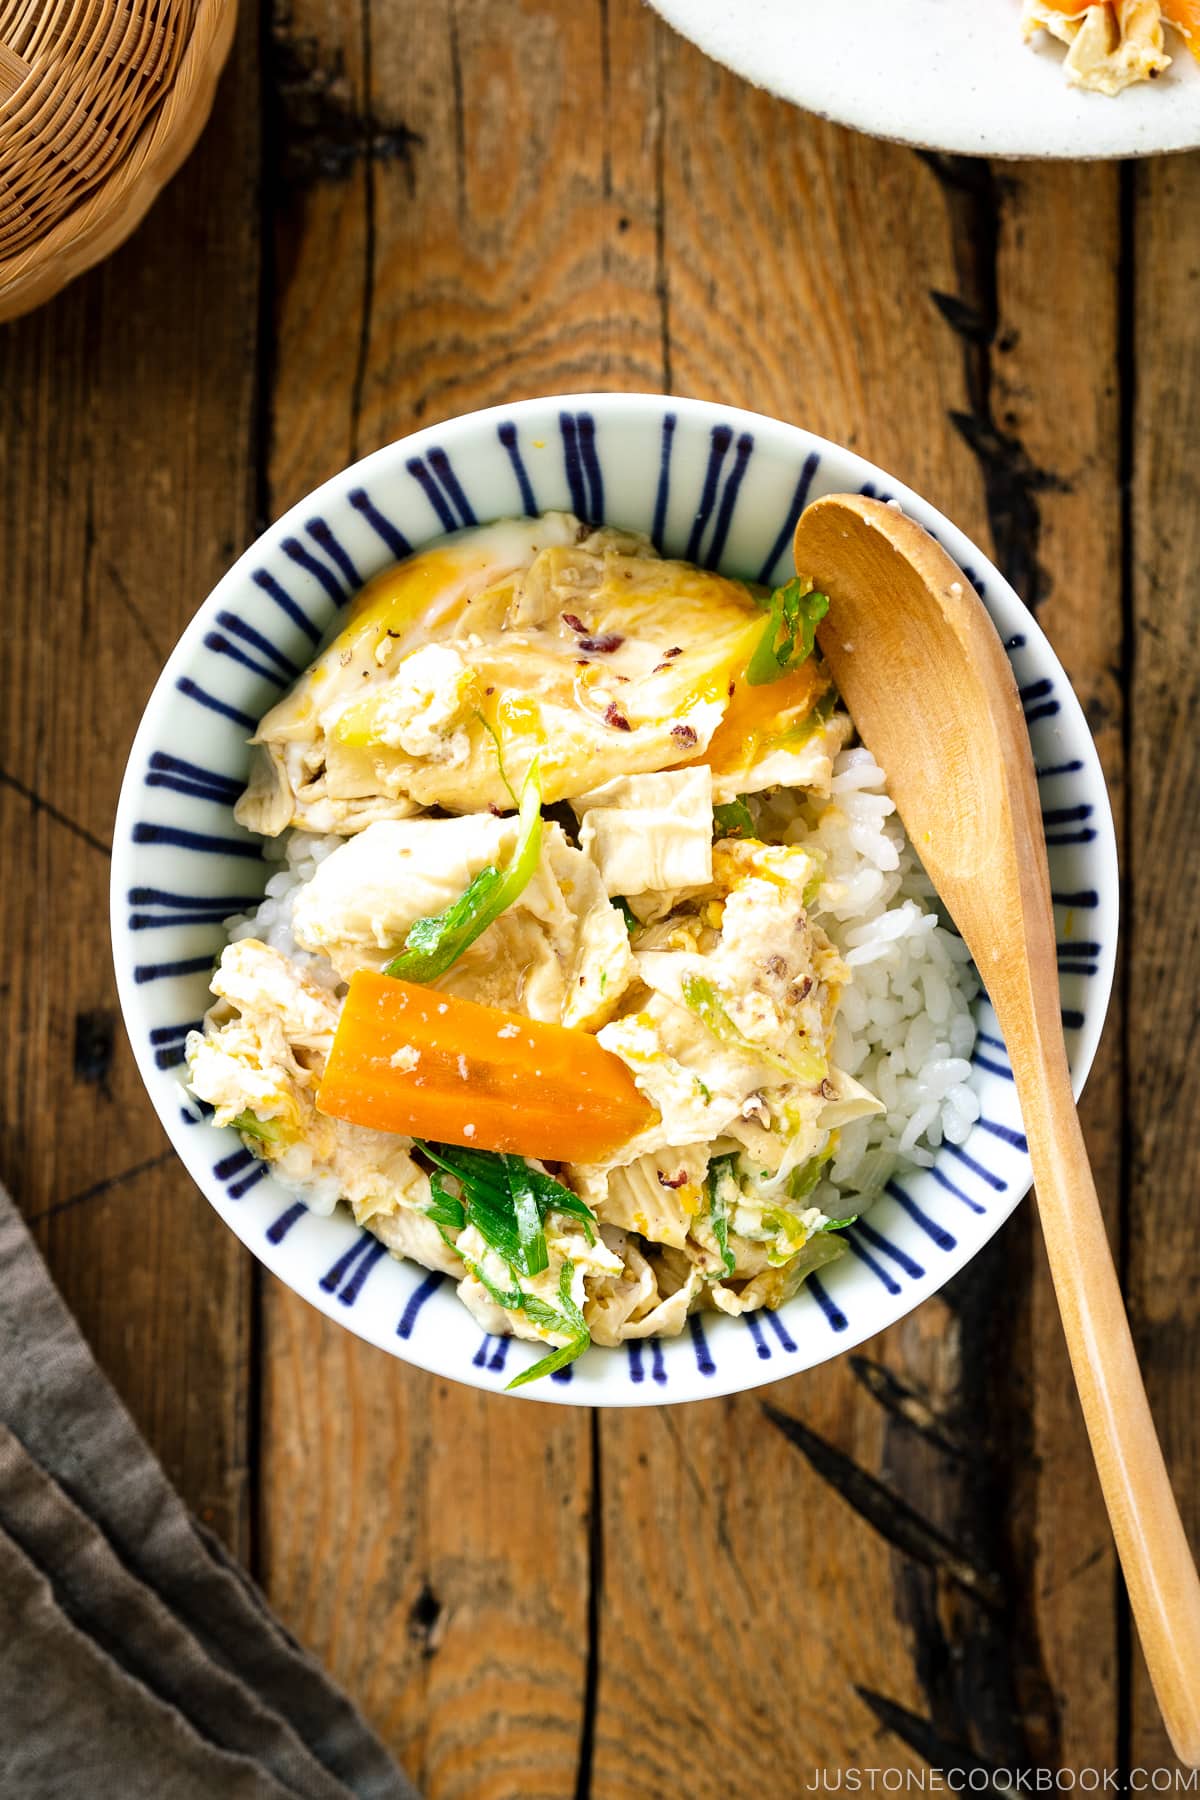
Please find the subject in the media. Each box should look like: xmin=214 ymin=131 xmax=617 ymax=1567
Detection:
xmin=1163 ymin=0 xmax=1200 ymax=57
xmin=1031 ymin=0 xmax=1199 ymax=56
xmin=317 ymin=971 xmax=656 ymax=1162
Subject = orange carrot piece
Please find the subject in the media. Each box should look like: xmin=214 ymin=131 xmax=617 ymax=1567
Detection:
xmin=1163 ymin=0 xmax=1200 ymax=56
xmin=316 ymin=972 xmax=656 ymax=1162
xmin=1040 ymin=0 xmax=1200 ymax=61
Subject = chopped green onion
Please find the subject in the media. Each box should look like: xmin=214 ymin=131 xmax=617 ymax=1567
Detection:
xmin=785 ymin=1153 xmax=825 ymax=1203
xmin=680 ymin=972 xmax=750 ymax=1050
xmin=419 ymin=1144 xmax=524 ymax=1266
xmin=811 ymin=684 xmax=838 ymax=724
xmin=820 ymin=1213 xmax=858 ymax=1232
xmin=680 ymin=972 xmax=825 ymax=1085
xmin=385 ymin=762 xmax=542 ymax=981
xmin=420 ymin=1143 xmax=528 ymax=1266
xmin=771 ymin=1229 xmax=848 ymax=1299
xmin=713 ymin=796 xmax=755 ymax=839
xmin=418 ymin=1144 xmax=597 ymax=1387
xmin=452 ymin=1246 xmax=590 ymax=1387
xmin=474 ymin=707 xmax=518 ymax=807
xmin=705 ymin=1153 xmax=738 ymax=1279
xmin=504 ymin=1153 xmax=550 ymax=1278
xmin=761 ymin=1203 xmax=818 ymax=1264
xmin=507 ymin=1261 xmax=591 ymax=1389
xmin=231 ymin=1110 xmax=281 ymax=1146
xmin=417 ymin=1139 xmax=597 ymax=1276
xmin=746 ymin=578 xmax=829 ymax=686
xmin=456 ymin=1248 xmax=525 ymax=1314
xmin=426 ymin=1170 xmax=467 ymax=1231
xmin=517 ymin=1160 xmax=597 ymax=1244
xmin=614 ymin=896 xmax=638 ymax=936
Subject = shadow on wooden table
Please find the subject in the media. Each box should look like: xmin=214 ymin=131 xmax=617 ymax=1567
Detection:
xmin=2 ymin=1 xmax=1196 ymax=1793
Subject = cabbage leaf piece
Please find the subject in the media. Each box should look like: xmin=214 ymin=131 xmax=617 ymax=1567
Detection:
xmin=680 ymin=972 xmax=826 ymax=1085
xmin=384 ymin=763 xmax=541 ymax=981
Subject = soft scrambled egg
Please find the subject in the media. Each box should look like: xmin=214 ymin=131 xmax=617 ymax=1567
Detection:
xmin=237 ymin=515 xmax=844 ymax=833
xmin=288 ymin=813 xmax=635 ymax=1028
xmin=188 ymin=512 xmax=884 ymax=1354
xmin=186 ymin=939 xmax=463 ymax=1274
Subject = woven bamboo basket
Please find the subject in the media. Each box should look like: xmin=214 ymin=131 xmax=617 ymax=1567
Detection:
xmin=0 ymin=0 xmax=236 ymax=323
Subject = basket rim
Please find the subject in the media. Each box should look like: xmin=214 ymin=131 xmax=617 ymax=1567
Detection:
xmin=0 ymin=0 xmax=237 ymax=323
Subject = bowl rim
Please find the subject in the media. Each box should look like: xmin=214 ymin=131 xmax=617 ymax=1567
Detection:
xmin=110 ymin=390 xmax=1119 ymax=1405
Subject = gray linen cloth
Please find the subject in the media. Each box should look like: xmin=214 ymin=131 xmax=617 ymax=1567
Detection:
xmin=0 ymin=1182 xmax=420 ymax=1800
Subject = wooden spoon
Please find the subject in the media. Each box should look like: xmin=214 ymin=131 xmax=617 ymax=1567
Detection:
xmin=793 ymin=492 xmax=1200 ymax=1767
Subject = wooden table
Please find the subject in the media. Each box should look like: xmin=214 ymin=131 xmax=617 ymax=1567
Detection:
xmin=2 ymin=4 xmax=1197 ymax=1791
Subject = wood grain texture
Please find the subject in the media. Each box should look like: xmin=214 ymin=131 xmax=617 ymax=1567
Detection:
xmin=267 ymin=0 xmax=372 ymax=498
xmin=1128 ymin=148 xmax=1200 ymax=1775
xmin=255 ymin=5 xmax=1154 ymax=1791
xmin=592 ymin=57 xmax=1003 ymax=1793
xmin=267 ymin=0 xmax=663 ymax=518
xmin=261 ymin=1287 xmax=591 ymax=1799
xmin=260 ymin=3 xmax=651 ymax=1792
xmin=992 ymin=160 xmax=1124 ymax=1775
xmin=2 ymin=0 xmax=1188 ymax=1782
xmin=799 ymin=491 xmax=1200 ymax=1766
xmin=0 ymin=2 xmax=261 ymax=1555
xmin=594 ymin=50 xmax=1130 ymax=1798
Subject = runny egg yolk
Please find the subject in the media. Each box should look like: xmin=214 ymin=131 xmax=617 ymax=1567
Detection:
xmin=690 ymin=657 xmax=831 ymax=781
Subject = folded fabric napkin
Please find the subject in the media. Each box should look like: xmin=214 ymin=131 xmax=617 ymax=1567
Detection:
xmin=0 ymin=1182 xmax=420 ymax=1800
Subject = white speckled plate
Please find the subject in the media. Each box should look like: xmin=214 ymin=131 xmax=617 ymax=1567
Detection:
xmin=648 ymin=0 xmax=1200 ymax=159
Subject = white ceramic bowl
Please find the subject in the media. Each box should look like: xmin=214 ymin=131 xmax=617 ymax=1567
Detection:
xmin=111 ymin=393 xmax=1118 ymax=1405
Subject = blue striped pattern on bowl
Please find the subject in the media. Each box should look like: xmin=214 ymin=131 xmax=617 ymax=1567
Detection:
xmin=111 ymin=393 xmax=1118 ymax=1405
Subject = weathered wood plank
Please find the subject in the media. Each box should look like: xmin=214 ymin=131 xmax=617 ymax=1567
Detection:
xmin=260 ymin=7 xmax=1134 ymax=1789
xmin=359 ymin=0 xmax=664 ymax=453
xmin=1128 ymin=148 xmax=1200 ymax=1775
xmin=594 ymin=57 xmax=1126 ymax=1795
xmin=589 ymin=57 xmax=986 ymax=1796
xmin=0 ymin=8 xmax=261 ymax=1553
xmin=991 ymin=159 xmax=1124 ymax=1773
xmin=267 ymin=0 xmax=664 ymax=521
xmin=0 ymin=0 xmax=1157 ymax=1777
xmin=267 ymin=0 xmax=372 ymax=502
xmin=260 ymin=3 xmax=661 ymax=1791
xmin=262 ymin=1300 xmax=592 ymax=1798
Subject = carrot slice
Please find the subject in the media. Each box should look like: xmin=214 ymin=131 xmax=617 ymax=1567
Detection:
xmin=1163 ymin=0 xmax=1200 ymax=56
xmin=316 ymin=972 xmax=656 ymax=1162
xmin=1031 ymin=0 xmax=1199 ymax=44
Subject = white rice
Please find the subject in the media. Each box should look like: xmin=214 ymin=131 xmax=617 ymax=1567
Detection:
xmin=226 ymin=831 xmax=341 ymax=987
xmin=780 ymin=745 xmax=980 ymax=1217
xmin=223 ymin=745 xmax=979 ymax=1216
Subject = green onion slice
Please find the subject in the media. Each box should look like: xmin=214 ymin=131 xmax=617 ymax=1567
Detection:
xmin=385 ymin=762 xmax=542 ymax=982
xmin=746 ymin=579 xmax=829 ymax=686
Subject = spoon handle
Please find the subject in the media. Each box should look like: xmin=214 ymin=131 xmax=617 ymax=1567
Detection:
xmin=1007 ymin=1028 xmax=1200 ymax=1766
